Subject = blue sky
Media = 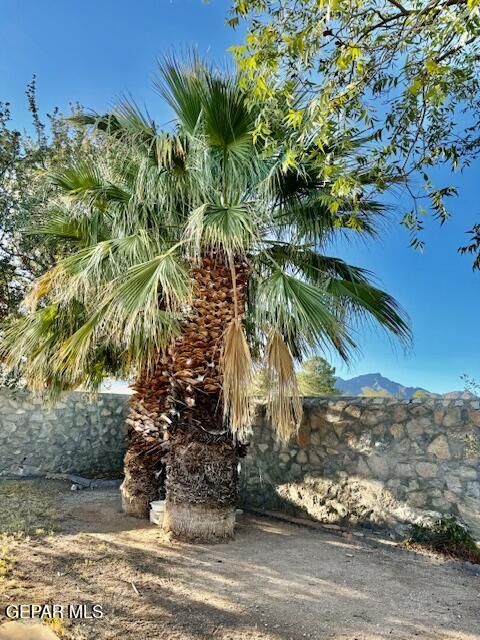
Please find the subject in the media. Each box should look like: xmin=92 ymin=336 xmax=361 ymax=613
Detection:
xmin=2 ymin=0 xmax=479 ymax=393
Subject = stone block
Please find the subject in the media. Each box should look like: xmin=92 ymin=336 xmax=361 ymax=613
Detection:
xmin=432 ymin=497 xmax=450 ymax=510
xmin=344 ymin=432 xmax=359 ymax=449
xmin=362 ymin=411 xmax=386 ymax=426
xmin=344 ymin=405 xmax=361 ymax=419
xmin=296 ymin=424 xmax=311 ymax=448
xmin=333 ymin=419 xmax=353 ymax=438
xmin=296 ymin=450 xmax=308 ymax=464
xmin=367 ymin=454 xmax=389 ymax=479
xmin=325 ymin=408 xmax=343 ymax=423
xmin=457 ymin=496 xmax=480 ymax=539
xmin=466 ymin=482 xmax=480 ymax=498
xmin=427 ymin=435 xmax=450 ymax=460
xmin=416 ymin=462 xmax=438 ymax=479
xmin=396 ymin=463 xmax=414 ymax=478
xmin=390 ymin=423 xmax=404 ymax=439
xmin=290 ymin=463 xmax=303 ymax=479
xmin=410 ymin=404 xmax=430 ymax=416
xmin=392 ymin=405 xmax=408 ymax=422
xmin=457 ymin=467 xmax=477 ymax=480
xmin=445 ymin=476 xmax=463 ymax=493
xmin=29 ymin=411 xmax=45 ymax=422
xmin=406 ymin=417 xmax=431 ymax=438
xmin=356 ymin=457 xmax=370 ymax=476
xmin=322 ymin=430 xmax=339 ymax=448
xmin=392 ymin=438 xmax=411 ymax=455
xmin=470 ymin=410 xmax=480 ymax=426
xmin=408 ymin=491 xmax=427 ymax=508
xmin=434 ymin=408 xmax=445 ymax=426
xmin=443 ymin=408 xmax=462 ymax=428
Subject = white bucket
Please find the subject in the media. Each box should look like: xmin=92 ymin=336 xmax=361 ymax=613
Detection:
xmin=150 ymin=500 xmax=165 ymax=525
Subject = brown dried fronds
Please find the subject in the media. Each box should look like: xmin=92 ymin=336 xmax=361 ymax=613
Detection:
xmin=23 ymin=267 xmax=61 ymax=310
xmin=221 ymin=317 xmax=254 ymax=440
xmin=265 ymin=330 xmax=302 ymax=443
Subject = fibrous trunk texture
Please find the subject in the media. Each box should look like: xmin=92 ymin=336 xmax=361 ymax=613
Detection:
xmin=163 ymin=434 xmax=238 ymax=541
xmin=120 ymin=356 xmax=171 ymax=517
xmin=163 ymin=256 xmax=248 ymax=542
xmin=121 ymin=255 xmax=248 ymax=541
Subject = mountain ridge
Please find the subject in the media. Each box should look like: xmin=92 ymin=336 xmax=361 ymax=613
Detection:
xmin=334 ymin=373 xmax=474 ymax=399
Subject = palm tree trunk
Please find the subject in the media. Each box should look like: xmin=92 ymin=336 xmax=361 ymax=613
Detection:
xmin=162 ymin=255 xmax=248 ymax=542
xmin=162 ymin=428 xmax=239 ymax=541
xmin=120 ymin=255 xmax=247 ymax=538
xmin=120 ymin=357 xmax=171 ymax=517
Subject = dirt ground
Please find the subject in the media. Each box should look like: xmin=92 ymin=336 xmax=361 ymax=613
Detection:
xmin=0 ymin=480 xmax=479 ymax=640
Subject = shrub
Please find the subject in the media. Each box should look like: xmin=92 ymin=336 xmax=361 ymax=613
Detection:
xmin=404 ymin=516 xmax=480 ymax=564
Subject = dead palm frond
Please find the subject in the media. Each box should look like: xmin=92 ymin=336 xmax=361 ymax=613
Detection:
xmin=265 ymin=330 xmax=303 ymax=442
xmin=221 ymin=316 xmax=254 ymax=440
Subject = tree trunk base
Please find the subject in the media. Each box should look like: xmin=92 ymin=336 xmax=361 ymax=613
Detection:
xmin=121 ymin=449 xmax=159 ymax=519
xmin=121 ymin=485 xmax=151 ymax=519
xmin=163 ymin=501 xmax=236 ymax=543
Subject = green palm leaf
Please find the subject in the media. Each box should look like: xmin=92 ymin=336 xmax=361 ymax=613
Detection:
xmin=324 ymin=277 xmax=411 ymax=346
xmin=254 ymin=268 xmax=355 ymax=360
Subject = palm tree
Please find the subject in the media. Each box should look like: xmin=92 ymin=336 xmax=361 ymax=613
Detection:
xmin=1 ymin=56 xmax=410 ymax=542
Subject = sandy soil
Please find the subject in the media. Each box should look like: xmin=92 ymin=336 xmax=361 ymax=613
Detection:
xmin=0 ymin=480 xmax=479 ymax=640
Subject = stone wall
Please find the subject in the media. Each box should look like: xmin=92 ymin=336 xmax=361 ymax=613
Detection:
xmin=240 ymin=397 xmax=480 ymax=538
xmin=0 ymin=389 xmax=128 ymax=477
xmin=1 ymin=389 xmax=479 ymax=539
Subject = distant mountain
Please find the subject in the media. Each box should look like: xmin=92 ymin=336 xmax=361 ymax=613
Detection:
xmin=442 ymin=390 xmax=477 ymax=400
xmin=335 ymin=373 xmax=433 ymax=399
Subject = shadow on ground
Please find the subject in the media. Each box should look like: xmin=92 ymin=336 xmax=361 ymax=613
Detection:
xmin=0 ymin=480 xmax=478 ymax=640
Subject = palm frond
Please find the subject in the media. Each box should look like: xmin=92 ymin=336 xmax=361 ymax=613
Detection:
xmin=49 ymin=158 xmax=130 ymax=210
xmin=157 ymin=53 xmax=256 ymax=164
xmin=70 ymin=107 xmax=187 ymax=171
xmin=28 ymin=232 xmax=168 ymax=309
xmin=155 ymin=53 xmax=205 ymax=135
xmin=325 ymin=277 xmax=411 ymax=346
xmin=221 ymin=317 xmax=254 ymax=440
xmin=184 ymin=203 xmax=258 ymax=259
xmin=1 ymin=302 xmax=89 ymax=396
xmin=114 ymin=248 xmax=191 ymax=313
xmin=274 ymin=193 xmax=386 ymax=243
xmin=260 ymin=243 xmax=373 ymax=283
xmin=265 ymin=330 xmax=303 ymax=442
xmin=28 ymin=207 xmax=87 ymax=243
xmin=69 ymin=100 xmax=156 ymax=141
xmin=201 ymin=72 xmax=255 ymax=157
xmin=253 ymin=267 xmax=355 ymax=360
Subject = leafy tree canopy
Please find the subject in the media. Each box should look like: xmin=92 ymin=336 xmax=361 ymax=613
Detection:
xmin=252 ymin=356 xmax=340 ymax=396
xmin=0 ymin=78 xmax=95 ymax=322
xmin=228 ymin=0 xmax=480 ymax=251
xmin=251 ymin=367 xmax=273 ymax=397
xmin=297 ymin=355 xmax=339 ymax=396
xmin=412 ymin=388 xmax=429 ymax=398
xmin=361 ymin=386 xmax=392 ymax=397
